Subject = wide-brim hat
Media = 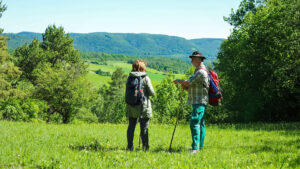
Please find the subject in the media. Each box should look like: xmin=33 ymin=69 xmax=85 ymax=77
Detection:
xmin=189 ymin=51 xmax=206 ymax=59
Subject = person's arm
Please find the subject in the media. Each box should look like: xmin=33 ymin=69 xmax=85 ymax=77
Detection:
xmin=186 ymin=70 xmax=207 ymax=86
xmin=145 ymin=76 xmax=155 ymax=96
xmin=173 ymin=79 xmax=189 ymax=89
xmin=173 ymin=70 xmax=205 ymax=89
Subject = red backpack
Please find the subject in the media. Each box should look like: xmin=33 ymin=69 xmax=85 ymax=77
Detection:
xmin=201 ymin=68 xmax=222 ymax=106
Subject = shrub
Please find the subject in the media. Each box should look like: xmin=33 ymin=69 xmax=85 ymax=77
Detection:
xmin=73 ymin=108 xmax=98 ymax=123
xmin=0 ymin=99 xmax=48 ymax=122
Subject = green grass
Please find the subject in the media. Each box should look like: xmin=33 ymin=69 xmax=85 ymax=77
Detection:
xmin=86 ymin=61 xmax=185 ymax=89
xmin=0 ymin=121 xmax=299 ymax=168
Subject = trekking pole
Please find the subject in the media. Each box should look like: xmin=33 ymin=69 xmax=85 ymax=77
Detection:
xmin=139 ymin=133 xmax=141 ymax=148
xmin=169 ymin=87 xmax=183 ymax=151
xmin=169 ymin=114 xmax=179 ymax=151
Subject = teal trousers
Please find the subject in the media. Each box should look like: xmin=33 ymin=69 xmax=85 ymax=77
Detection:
xmin=190 ymin=104 xmax=206 ymax=150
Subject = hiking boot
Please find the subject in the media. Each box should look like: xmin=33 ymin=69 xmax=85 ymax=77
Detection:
xmin=127 ymin=146 xmax=133 ymax=151
xmin=143 ymin=145 xmax=149 ymax=151
xmin=190 ymin=149 xmax=198 ymax=154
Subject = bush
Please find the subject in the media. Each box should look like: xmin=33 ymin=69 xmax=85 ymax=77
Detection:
xmin=47 ymin=112 xmax=63 ymax=123
xmin=73 ymin=108 xmax=98 ymax=123
xmin=205 ymin=105 xmax=230 ymax=123
xmin=1 ymin=102 xmax=25 ymax=121
xmin=0 ymin=99 xmax=47 ymax=122
xmin=90 ymin=61 xmax=99 ymax=64
xmin=152 ymin=76 xmax=191 ymax=124
xmin=95 ymin=69 xmax=111 ymax=76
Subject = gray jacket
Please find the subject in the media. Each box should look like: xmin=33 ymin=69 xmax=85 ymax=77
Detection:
xmin=126 ymin=72 xmax=155 ymax=118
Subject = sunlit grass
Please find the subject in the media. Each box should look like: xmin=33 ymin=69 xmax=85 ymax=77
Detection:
xmin=0 ymin=121 xmax=299 ymax=168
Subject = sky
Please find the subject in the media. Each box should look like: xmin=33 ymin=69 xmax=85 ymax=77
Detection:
xmin=0 ymin=0 xmax=241 ymax=39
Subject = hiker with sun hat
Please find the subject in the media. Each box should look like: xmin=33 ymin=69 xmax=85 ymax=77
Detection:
xmin=173 ymin=51 xmax=209 ymax=153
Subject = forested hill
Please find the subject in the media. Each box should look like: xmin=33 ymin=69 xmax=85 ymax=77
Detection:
xmin=4 ymin=32 xmax=223 ymax=61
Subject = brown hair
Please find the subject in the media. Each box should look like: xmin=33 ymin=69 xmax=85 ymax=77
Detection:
xmin=132 ymin=59 xmax=147 ymax=72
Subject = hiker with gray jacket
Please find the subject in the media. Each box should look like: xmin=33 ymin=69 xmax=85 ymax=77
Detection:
xmin=125 ymin=59 xmax=155 ymax=151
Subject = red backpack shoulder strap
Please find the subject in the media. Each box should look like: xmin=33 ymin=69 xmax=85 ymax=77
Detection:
xmin=200 ymin=67 xmax=210 ymax=75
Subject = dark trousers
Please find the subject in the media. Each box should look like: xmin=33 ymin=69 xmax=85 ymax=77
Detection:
xmin=127 ymin=117 xmax=149 ymax=150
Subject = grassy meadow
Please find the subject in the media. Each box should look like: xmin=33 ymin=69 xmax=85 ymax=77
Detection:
xmin=86 ymin=61 xmax=185 ymax=89
xmin=0 ymin=121 xmax=299 ymax=168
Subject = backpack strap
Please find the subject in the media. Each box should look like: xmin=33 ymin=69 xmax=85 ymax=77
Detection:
xmin=201 ymin=68 xmax=219 ymax=92
xmin=140 ymin=75 xmax=147 ymax=86
xmin=200 ymin=67 xmax=211 ymax=82
xmin=138 ymin=75 xmax=147 ymax=92
xmin=138 ymin=76 xmax=143 ymax=91
xmin=138 ymin=75 xmax=147 ymax=118
xmin=200 ymin=67 xmax=209 ymax=75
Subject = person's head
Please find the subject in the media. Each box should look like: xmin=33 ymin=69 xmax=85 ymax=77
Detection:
xmin=132 ymin=59 xmax=147 ymax=72
xmin=189 ymin=51 xmax=205 ymax=68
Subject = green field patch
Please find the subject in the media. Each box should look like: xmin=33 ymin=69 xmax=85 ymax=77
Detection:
xmin=86 ymin=71 xmax=111 ymax=88
xmin=86 ymin=61 xmax=185 ymax=89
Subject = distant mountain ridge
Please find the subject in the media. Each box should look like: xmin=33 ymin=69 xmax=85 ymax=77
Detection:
xmin=3 ymin=32 xmax=224 ymax=61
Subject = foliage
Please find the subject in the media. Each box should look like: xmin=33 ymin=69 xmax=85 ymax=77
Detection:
xmin=14 ymin=25 xmax=87 ymax=83
xmin=73 ymin=107 xmax=98 ymax=124
xmin=13 ymin=38 xmax=45 ymax=82
xmin=0 ymin=0 xmax=6 ymax=34
xmin=0 ymin=36 xmax=24 ymax=100
xmin=33 ymin=63 xmax=94 ymax=123
xmin=92 ymin=68 xmax=128 ymax=123
xmin=224 ymin=0 xmax=265 ymax=27
xmin=0 ymin=2 xmax=24 ymax=101
xmin=13 ymin=25 xmax=93 ymax=123
xmin=0 ymin=98 xmax=47 ymax=122
xmin=152 ymin=76 xmax=191 ymax=123
xmin=216 ymin=0 xmax=300 ymax=122
xmin=94 ymin=69 xmax=111 ymax=76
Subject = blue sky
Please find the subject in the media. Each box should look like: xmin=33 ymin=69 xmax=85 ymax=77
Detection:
xmin=1 ymin=0 xmax=241 ymax=39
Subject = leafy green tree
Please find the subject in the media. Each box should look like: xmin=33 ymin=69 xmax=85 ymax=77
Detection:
xmin=14 ymin=25 xmax=93 ymax=123
xmin=14 ymin=25 xmax=87 ymax=82
xmin=0 ymin=37 xmax=24 ymax=100
xmin=152 ymin=75 xmax=191 ymax=123
xmin=14 ymin=38 xmax=45 ymax=82
xmin=216 ymin=0 xmax=300 ymax=122
xmin=33 ymin=63 xmax=94 ymax=123
xmin=0 ymin=1 xmax=45 ymax=122
xmin=224 ymin=0 xmax=265 ymax=27
xmin=0 ymin=0 xmax=6 ymax=34
xmin=41 ymin=25 xmax=84 ymax=68
xmin=94 ymin=68 xmax=127 ymax=123
xmin=0 ymin=1 xmax=24 ymax=101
